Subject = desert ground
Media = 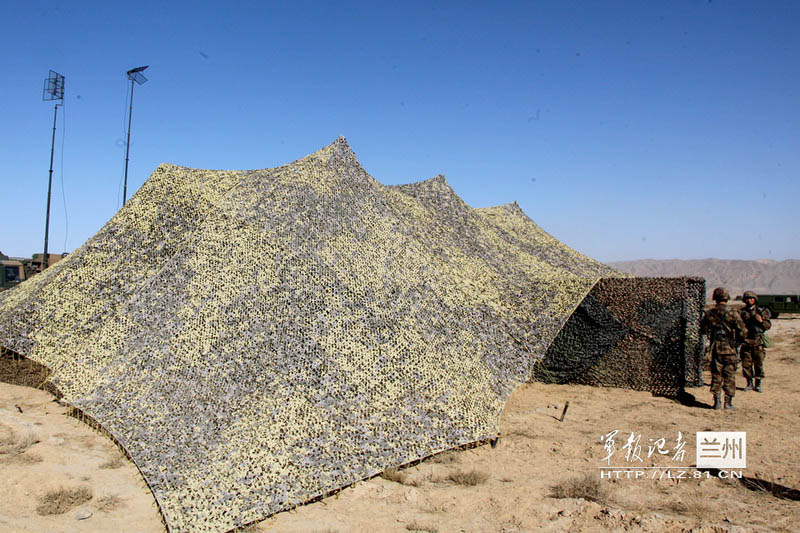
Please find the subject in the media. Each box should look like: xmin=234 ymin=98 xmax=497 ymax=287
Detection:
xmin=1 ymin=318 xmax=798 ymax=533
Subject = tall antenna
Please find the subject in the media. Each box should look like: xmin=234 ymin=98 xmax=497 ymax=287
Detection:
xmin=42 ymin=70 xmax=64 ymax=271
xmin=123 ymin=65 xmax=149 ymax=205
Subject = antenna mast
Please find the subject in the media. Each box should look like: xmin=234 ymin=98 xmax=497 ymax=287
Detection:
xmin=42 ymin=70 xmax=64 ymax=271
xmin=123 ymin=65 xmax=149 ymax=205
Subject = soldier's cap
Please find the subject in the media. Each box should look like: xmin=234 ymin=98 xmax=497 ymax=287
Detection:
xmin=743 ymin=290 xmax=758 ymax=301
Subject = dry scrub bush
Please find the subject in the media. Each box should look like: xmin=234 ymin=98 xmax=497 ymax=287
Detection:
xmin=506 ymin=429 xmax=537 ymax=440
xmin=666 ymin=491 xmax=710 ymax=518
xmin=0 ymin=425 xmax=40 ymax=463
xmin=380 ymin=468 xmax=426 ymax=487
xmin=99 ymin=455 xmax=126 ymax=469
xmin=429 ymin=451 xmax=459 ymax=464
xmin=446 ymin=469 xmax=489 ymax=486
xmin=95 ymin=494 xmax=124 ymax=513
xmin=381 ymin=467 xmax=408 ymax=484
xmin=16 ymin=431 xmax=40 ymax=450
xmin=36 ymin=486 xmax=93 ymax=515
xmin=550 ymin=473 xmax=610 ymax=503
xmin=7 ymin=452 xmax=43 ymax=464
xmin=406 ymin=520 xmax=438 ymax=532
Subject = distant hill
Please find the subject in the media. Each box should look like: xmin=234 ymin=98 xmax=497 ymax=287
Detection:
xmin=607 ymin=259 xmax=800 ymax=300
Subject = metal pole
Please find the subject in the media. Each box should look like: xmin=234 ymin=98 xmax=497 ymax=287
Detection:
xmin=123 ymin=77 xmax=135 ymax=205
xmin=43 ymin=103 xmax=59 ymax=271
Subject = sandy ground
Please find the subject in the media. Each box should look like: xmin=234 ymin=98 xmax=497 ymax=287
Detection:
xmin=1 ymin=318 xmax=798 ymax=532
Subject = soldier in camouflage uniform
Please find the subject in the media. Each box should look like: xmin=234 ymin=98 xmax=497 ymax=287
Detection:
xmin=700 ymin=287 xmax=747 ymax=410
xmin=739 ymin=290 xmax=772 ymax=392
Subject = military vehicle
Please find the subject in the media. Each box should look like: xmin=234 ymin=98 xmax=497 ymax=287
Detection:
xmin=27 ymin=252 xmax=65 ymax=274
xmin=0 ymin=251 xmax=67 ymax=290
xmin=0 ymin=252 xmax=26 ymax=291
xmin=752 ymin=294 xmax=800 ymax=318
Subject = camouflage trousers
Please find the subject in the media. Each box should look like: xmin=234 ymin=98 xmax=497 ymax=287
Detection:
xmin=740 ymin=344 xmax=766 ymax=380
xmin=710 ymin=351 xmax=737 ymax=397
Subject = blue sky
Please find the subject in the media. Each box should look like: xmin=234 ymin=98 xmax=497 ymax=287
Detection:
xmin=1 ymin=1 xmax=797 ymax=261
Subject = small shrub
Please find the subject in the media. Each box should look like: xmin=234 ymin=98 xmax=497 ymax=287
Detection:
xmin=381 ymin=467 xmax=408 ymax=484
xmin=380 ymin=467 xmax=427 ymax=486
xmin=550 ymin=473 xmax=610 ymax=503
xmin=430 ymin=451 xmax=459 ymax=464
xmin=667 ymin=493 xmax=709 ymax=517
xmin=95 ymin=494 xmax=124 ymax=513
xmin=17 ymin=431 xmax=40 ymax=450
xmin=7 ymin=452 xmax=42 ymax=464
xmin=0 ymin=427 xmax=40 ymax=463
xmin=406 ymin=520 xmax=437 ymax=532
xmin=447 ymin=469 xmax=489 ymax=486
xmin=506 ymin=429 xmax=536 ymax=440
xmin=36 ymin=486 xmax=93 ymax=515
xmin=407 ymin=476 xmax=426 ymax=487
xmin=99 ymin=455 xmax=126 ymax=469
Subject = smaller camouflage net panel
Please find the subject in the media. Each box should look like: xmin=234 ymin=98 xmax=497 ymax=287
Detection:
xmin=539 ymin=277 xmax=705 ymax=396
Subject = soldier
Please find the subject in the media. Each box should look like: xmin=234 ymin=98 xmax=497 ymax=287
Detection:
xmin=700 ymin=287 xmax=747 ymax=410
xmin=739 ymin=290 xmax=772 ymax=392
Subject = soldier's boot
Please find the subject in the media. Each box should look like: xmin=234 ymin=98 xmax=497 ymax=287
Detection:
xmin=754 ymin=379 xmax=763 ymax=392
xmin=724 ymin=395 xmax=736 ymax=410
xmin=713 ymin=393 xmax=723 ymax=410
xmin=743 ymin=378 xmax=753 ymax=391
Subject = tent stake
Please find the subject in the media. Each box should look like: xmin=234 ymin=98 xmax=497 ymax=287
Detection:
xmin=559 ymin=401 xmax=570 ymax=422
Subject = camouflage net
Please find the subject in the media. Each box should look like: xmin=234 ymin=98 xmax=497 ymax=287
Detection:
xmin=538 ymin=277 xmax=706 ymax=396
xmin=0 ymin=137 xmax=631 ymax=532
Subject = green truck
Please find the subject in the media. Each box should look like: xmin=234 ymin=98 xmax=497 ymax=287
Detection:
xmin=754 ymin=294 xmax=800 ymax=318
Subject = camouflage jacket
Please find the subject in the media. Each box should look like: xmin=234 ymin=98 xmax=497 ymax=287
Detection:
xmin=739 ymin=304 xmax=772 ymax=346
xmin=700 ymin=304 xmax=748 ymax=355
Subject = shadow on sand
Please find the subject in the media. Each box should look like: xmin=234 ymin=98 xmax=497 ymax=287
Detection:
xmin=701 ymin=469 xmax=800 ymax=501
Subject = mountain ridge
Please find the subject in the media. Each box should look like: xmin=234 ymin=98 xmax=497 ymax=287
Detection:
xmin=608 ymin=258 xmax=800 ymax=299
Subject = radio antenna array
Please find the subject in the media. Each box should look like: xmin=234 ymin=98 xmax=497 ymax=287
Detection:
xmin=43 ymin=70 xmax=65 ymax=102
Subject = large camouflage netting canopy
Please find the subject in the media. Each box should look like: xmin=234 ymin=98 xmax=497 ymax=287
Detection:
xmin=0 ymin=138 xmax=625 ymax=532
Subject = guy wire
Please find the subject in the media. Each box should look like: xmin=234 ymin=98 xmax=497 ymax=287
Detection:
xmin=59 ymin=101 xmax=69 ymax=253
